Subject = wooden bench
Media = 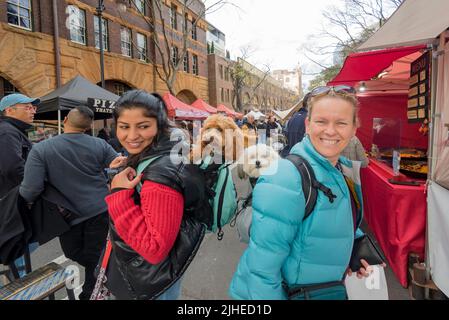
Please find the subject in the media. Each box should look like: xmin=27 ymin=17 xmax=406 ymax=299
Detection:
xmin=0 ymin=262 xmax=76 ymax=300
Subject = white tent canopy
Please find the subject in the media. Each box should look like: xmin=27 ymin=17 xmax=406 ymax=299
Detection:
xmin=358 ymin=0 xmax=449 ymax=51
xmin=272 ymin=100 xmax=302 ymax=121
xmin=246 ymin=110 xmax=265 ymax=120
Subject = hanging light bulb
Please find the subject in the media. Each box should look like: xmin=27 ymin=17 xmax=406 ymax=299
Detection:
xmin=359 ymin=82 xmax=367 ymax=93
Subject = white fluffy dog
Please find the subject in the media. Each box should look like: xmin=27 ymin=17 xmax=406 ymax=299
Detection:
xmin=237 ymin=144 xmax=280 ymax=180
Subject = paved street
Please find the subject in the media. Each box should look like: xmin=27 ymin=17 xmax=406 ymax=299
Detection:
xmin=3 ymin=220 xmax=409 ymax=300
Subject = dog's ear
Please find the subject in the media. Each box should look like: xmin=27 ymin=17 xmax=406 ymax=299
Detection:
xmin=237 ymin=163 xmax=248 ymax=180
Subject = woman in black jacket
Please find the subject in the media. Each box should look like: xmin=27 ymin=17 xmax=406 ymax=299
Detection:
xmin=98 ymin=90 xmax=208 ymax=300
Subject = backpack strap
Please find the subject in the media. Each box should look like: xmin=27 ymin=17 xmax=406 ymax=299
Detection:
xmin=286 ymin=154 xmax=337 ymax=221
xmin=136 ymin=155 xmax=162 ymax=193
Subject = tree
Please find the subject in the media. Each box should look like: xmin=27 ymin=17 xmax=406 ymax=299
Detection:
xmin=229 ymin=47 xmax=271 ymax=112
xmin=303 ymin=0 xmax=403 ymax=88
xmin=121 ymin=0 xmax=232 ymax=95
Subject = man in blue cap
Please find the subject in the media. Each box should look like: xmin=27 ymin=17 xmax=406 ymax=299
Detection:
xmin=0 ymin=93 xmax=40 ymax=280
xmin=0 ymin=93 xmax=40 ymax=198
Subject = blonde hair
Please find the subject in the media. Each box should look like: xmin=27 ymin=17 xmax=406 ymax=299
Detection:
xmin=308 ymin=92 xmax=360 ymax=126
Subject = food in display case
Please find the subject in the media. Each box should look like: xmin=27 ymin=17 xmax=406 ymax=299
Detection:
xmin=399 ymin=160 xmax=428 ymax=179
xmin=379 ymin=148 xmax=427 ymax=160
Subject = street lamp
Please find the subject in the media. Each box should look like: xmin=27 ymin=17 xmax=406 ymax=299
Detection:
xmin=96 ymin=0 xmax=105 ymax=89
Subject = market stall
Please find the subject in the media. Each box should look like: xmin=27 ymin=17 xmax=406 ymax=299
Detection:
xmin=192 ymin=99 xmax=218 ymax=114
xmin=329 ymin=0 xmax=449 ymax=294
xmin=36 ymin=75 xmax=120 ymax=133
xmin=216 ymin=104 xmax=242 ymax=119
xmin=162 ymin=93 xmax=209 ymax=120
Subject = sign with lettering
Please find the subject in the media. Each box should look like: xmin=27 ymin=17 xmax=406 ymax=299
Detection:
xmin=87 ymin=98 xmax=116 ymax=115
xmin=408 ymin=51 xmax=431 ymax=123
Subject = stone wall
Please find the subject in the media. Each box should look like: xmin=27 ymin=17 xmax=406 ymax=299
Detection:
xmin=0 ymin=22 xmax=208 ymax=100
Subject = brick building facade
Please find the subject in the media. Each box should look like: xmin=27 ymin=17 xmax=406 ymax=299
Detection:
xmin=0 ymin=0 xmax=209 ymax=103
xmin=208 ymin=53 xmax=298 ymax=114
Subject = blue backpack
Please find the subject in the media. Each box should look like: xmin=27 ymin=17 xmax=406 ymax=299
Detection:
xmin=235 ymin=154 xmax=337 ymax=243
xmin=199 ymin=156 xmax=238 ymax=240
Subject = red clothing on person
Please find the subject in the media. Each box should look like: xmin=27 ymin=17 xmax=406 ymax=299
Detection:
xmin=105 ymin=180 xmax=184 ymax=265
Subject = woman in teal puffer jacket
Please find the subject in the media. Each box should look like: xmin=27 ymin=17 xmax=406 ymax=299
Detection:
xmin=229 ymin=86 xmax=378 ymax=300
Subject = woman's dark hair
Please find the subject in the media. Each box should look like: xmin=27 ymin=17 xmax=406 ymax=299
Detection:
xmin=113 ymin=90 xmax=174 ymax=165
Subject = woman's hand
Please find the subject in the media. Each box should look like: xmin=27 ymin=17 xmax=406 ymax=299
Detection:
xmin=110 ymin=156 xmax=128 ymax=169
xmin=346 ymin=259 xmax=387 ymax=279
xmin=111 ymin=167 xmax=142 ymax=190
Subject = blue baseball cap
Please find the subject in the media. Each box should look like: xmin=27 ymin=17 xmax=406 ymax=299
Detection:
xmin=0 ymin=93 xmax=41 ymax=112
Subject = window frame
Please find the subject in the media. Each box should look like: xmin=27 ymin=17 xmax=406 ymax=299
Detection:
xmin=133 ymin=0 xmax=145 ymax=15
xmin=170 ymin=5 xmax=178 ymax=30
xmin=68 ymin=5 xmax=87 ymax=45
xmin=191 ymin=22 xmax=197 ymax=40
xmin=94 ymin=15 xmax=109 ymax=51
xmin=136 ymin=33 xmax=148 ymax=62
xmin=183 ymin=51 xmax=189 ymax=73
xmin=120 ymin=26 xmax=132 ymax=57
xmin=192 ymin=54 xmax=199 ymax=76
xmin=6 ymin=0 xmax=32 ymax=31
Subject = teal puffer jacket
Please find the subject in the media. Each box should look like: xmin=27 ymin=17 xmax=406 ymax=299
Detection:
xmin=229 ymin=136 xmax=364 ymax=300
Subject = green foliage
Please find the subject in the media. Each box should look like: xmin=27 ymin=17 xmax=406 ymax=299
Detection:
xmin=308 ymin=65 xmax=342 ymax=91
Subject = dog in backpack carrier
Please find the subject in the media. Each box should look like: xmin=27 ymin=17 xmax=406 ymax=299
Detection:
xmin=237 ymin=144 xmax=280 ymax=180
xmin=191 ymin=114 xmax=244 ymax=164
xmin=234 ymin=144 xmax=280 ymax=243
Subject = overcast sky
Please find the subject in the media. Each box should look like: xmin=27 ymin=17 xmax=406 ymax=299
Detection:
xmin=206 ymin=0 xmax=337 ymax=84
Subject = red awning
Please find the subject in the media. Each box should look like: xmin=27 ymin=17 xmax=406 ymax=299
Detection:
xmin=192 ymin=99 xmax=217 ymax=114
xmin=216 ymin=104 xmax=239 ymax=118
xmin=328 ymin=44 xmax=427 ymax=86
xmin=162 ymin=93 xmax=209 ymax=120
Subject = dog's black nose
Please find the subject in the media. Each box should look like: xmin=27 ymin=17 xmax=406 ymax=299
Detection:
xmin=255 ymin=160 xmax=261 ymax=168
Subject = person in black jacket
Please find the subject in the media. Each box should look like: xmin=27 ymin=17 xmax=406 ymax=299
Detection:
xmin=0 ymin=93 xmax=40 ymax=278
xmin=100 ymin=90 xmax=208 ymax=300
xmin=281 ymin=92 xmax=311 ymax=157
xmin=0 ymin=94 xmax=40 ymax=198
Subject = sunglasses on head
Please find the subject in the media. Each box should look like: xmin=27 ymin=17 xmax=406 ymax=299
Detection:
xmin=310 ymin=85 xmax=356 ymax=98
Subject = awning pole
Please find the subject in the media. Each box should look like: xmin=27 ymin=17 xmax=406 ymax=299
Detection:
xmin=58 ymin=109 xmax=61 ymax=135
xmin=425 ymin=38 xmax=442 ymax=296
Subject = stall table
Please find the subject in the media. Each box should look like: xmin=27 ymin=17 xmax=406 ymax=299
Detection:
xmin=361 ymin=159 xmax=426 ymax=287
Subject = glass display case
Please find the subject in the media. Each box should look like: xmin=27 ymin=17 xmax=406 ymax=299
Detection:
xmin=371 ymin=118 xmax=428 ymax=180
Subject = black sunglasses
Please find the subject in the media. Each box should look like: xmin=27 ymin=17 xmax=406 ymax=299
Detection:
xmin=310 ymin=85 xmax=356 ymax=97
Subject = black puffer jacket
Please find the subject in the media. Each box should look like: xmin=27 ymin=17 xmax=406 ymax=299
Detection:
xmin=105 ymin=135 xmax=211 ymax=300
xmin=0 ymin=116 xmax=33 ymax=198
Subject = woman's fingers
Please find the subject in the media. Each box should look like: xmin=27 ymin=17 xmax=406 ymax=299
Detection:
xmin=110 ymin=156 xmax=127 ymax=168
xmin=111 ymin=167 xmax=140 ymax=189
xmin=357 ymin=259 xmax=373 ymax=278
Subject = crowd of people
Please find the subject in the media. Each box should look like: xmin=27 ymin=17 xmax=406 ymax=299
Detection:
xmin=0 ymin=86 xmax=379 ymax=300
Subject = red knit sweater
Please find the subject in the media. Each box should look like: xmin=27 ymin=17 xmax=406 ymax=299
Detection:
xmin=105 ymin=180 xmax=184 ymax=265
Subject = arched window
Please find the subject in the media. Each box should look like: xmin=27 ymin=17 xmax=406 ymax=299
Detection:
xmin=98 ymin=80 xmax=133 ymax=96
xmin=1 ymin=77 xmax=20 ymax=98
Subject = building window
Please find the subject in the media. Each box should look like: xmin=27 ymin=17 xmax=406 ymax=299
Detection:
xmin=120 ymin=27 xmax=132 ymax=57
xmin=137 ymin=33 xmax=147 ymax=61
xmin=226 ymin=89 xmax=230 ymax=102
xmin=219 ymin=65 xmax=224 ymax=80
xmin=171 ymin=46 xmax=179 ymax=65
xmin=134 ymin=0 xmax=145 ymax=14
xmin=170 ymin=5 xmax=177 ymax=30
xmin=192 ymin=55 xmax=198 ymax=75
xmin=7 ymin=0 xmax=32 ymax=30
xmin=220 ymin=88 xmax=225 ymax=102
xmin=183 ymin=13 xmax=188 ymax=33
xmin=113 ymin=82 xmax=131 ymax=96
xmin=68 ymin=6 xmax=86 ymax=45
xmin=2 ymin=78 xmax=19 ymax=97
xmin=225 ymin=67 xmax=229 ymax=81
xmin=94 ymin=16 xmax=108 ymax=51
xmin=183 ymin=52 xmax=189 ymax=73
xmin=191 ymin=23 xmax=197 ymax=40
